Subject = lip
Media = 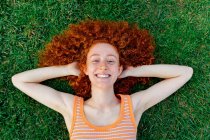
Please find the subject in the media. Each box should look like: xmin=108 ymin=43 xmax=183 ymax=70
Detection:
xmin=95 ymin=74 xmax=111 ymax=78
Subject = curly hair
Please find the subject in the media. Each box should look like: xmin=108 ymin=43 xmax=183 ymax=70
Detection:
xmin=38 ymin=19 xmax=155 ymax=101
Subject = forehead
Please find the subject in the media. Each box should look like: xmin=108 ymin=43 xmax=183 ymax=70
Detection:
xmin=87 ymin=43 xmax=119 ymax=57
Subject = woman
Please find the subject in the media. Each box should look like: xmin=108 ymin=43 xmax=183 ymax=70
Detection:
xmin=11 ymin=20 xmax=193 ymax=139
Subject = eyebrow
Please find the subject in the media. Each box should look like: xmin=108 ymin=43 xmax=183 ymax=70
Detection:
xmin=90 ymin=54 xmax=117 ymax=59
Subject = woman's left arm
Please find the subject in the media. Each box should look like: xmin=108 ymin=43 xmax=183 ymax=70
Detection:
xmin=121 ymin=64 xmax=193 ymax=113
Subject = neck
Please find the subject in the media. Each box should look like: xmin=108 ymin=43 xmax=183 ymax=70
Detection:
xmin=87 ymin=85 xmax=120 ymax=109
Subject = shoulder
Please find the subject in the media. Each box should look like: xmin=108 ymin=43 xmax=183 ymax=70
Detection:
xmin=118 ymin=93 xmax=141 ymax=113
xmin=130 ymin=92 xmax=145 ymax=114
xmin=60 ymin=93 xmax=78 ymax=116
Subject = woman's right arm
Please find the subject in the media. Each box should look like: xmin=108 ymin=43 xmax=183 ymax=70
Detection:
xmin=11 ymin=62 xmax=80 ymax=116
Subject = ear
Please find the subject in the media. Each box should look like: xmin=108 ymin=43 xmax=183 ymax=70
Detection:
xmin=118 ymin=65 xmax=123 ymax=77
xmin=83 ymin=66 xmax=88 ymax=75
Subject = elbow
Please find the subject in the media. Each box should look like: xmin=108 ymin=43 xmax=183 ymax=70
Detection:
xmin=187 ymin=67 xmax=193 ymax=76
xmin=11 ymin=75 xmax=21 ymax=85
xmin=11 ymin=75 xmax=17 ymax=85
xmin=184 ymin=66 xmax=194 ymax=79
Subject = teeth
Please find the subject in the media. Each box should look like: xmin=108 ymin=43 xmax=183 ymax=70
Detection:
xmin=96 ymin=74 xmax=110 ymax=78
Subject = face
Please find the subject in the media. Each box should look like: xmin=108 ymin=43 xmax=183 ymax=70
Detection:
xmin=84 ymin=42 xmax=123 ymax=88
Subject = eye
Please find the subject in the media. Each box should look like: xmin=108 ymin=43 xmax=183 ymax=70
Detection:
xmin=92 ymin=60 xmax=99 ymax=63
xmin=107 ymin=60 xmax=115 ymax=64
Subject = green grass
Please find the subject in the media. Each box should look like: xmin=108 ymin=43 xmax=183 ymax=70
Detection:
xmin=1 ymin=0 xmax=209 ymax=139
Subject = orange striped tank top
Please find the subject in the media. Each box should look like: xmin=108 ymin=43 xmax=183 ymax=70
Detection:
xmin=69 ymin=94 xmax=137 ymax=140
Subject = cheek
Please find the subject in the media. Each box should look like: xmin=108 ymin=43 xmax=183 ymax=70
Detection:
xmin=86 ymin=64 xmax=95 ymax=74
xmin=111 ymin=66 xmax=120 ymax=74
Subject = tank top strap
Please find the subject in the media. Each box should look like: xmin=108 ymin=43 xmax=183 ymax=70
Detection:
xmin=117 ymin=94 xmax=137 ymax=128
xmin=69 ymin=95 xmax=83 ymax=136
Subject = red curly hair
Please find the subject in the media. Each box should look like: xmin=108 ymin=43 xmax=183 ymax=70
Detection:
xmin=38 ymin=19 xmax=155 ymax=101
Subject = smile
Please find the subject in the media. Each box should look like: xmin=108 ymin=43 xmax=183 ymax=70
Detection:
xmin=95 ymin=74 xmax=111 ymax=78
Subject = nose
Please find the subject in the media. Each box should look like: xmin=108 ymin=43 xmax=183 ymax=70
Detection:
xmin=99 ymin=62 xmax=108 ymax=70
xmin=100 ymin=65 xmax=107 ymax=70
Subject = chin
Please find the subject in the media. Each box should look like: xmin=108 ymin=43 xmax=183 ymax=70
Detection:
xmin=91 ymin=82 xmax=114 ymax=89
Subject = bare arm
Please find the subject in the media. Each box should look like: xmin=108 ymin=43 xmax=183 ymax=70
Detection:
xmin=120 ymin=64 xmax=193 ymax=113
xmin=11 ymin=62 xmax=80 ymax=115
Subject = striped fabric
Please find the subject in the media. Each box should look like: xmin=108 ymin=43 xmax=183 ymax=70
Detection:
xmin=69 ymin=94 xmax=137 ymax=140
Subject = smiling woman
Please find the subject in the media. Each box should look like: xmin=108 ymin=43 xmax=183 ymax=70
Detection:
xmin=11 ymin=19 xmax=193 ymax=139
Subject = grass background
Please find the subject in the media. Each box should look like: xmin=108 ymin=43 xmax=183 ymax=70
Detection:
xmin=0 ymin=0 xmax=209 ymax=139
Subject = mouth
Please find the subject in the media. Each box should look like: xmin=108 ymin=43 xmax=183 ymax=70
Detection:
xmin=95 ymin=74 xmax=111 ymax=78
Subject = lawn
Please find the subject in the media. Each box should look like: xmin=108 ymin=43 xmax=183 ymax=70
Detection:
xmin=0 ymin=0 xmax=209 ymax=139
